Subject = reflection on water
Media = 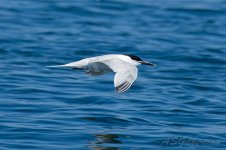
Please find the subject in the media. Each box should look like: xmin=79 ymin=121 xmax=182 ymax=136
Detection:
xmin=88 ymin=133 xmax=122 ymax=150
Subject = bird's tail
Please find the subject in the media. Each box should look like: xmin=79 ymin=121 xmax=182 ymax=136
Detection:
xmin=46 ymin=64 xmax=68 ymax=68
xmin=46 ymin=63 xmax=82 ymax=69
xmin=46 ymin=63 xmax=79 ymax=68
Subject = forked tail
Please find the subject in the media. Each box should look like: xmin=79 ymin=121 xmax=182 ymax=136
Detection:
xmin=46 ymin=64 xmax=82 ymax=70
xmin=46 ymin=64 xmax=69 ymax=68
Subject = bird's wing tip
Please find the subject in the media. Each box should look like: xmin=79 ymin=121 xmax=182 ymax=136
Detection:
xmin=115 ymin=81 xmax=132 ymax=93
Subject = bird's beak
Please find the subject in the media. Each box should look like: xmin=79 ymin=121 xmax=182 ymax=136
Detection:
xmin=139 ymin=61 xmax=156 ymax=66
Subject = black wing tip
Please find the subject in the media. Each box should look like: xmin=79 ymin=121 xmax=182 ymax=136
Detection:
xmin=115 ymin=81 xmax=132 ymax=93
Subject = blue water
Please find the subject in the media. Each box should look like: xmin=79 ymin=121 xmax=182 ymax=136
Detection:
xmin=1 ymin=0 xmax=226 ymax=149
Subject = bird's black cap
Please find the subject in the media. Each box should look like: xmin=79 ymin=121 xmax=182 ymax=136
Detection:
xmin=124 ymin=54 xmax=142 ymax=61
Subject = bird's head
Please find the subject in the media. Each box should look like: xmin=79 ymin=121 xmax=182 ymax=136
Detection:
xmin=122 ymin=54 xmax=156 ymax=66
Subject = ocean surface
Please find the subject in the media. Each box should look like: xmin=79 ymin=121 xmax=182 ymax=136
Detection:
xmin=1 ymin=0 xmax=226 ymax=149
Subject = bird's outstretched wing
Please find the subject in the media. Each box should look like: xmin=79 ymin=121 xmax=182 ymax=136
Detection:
xmin=102 ymin=58 xmax=138 ymax=93
xmin=114 ymin=67 xmax=138 ymax=93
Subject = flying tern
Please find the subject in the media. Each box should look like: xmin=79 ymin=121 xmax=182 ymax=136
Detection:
xmin=49 ymin=54 xmax=156 ymax=93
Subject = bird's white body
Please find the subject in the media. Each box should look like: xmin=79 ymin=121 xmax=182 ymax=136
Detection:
xmin=49 ymin=54 xmax=155 ymax=93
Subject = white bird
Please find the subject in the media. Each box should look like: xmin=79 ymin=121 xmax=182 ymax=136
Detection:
xmin=48 ymin=54 xmax=156 ymax=93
